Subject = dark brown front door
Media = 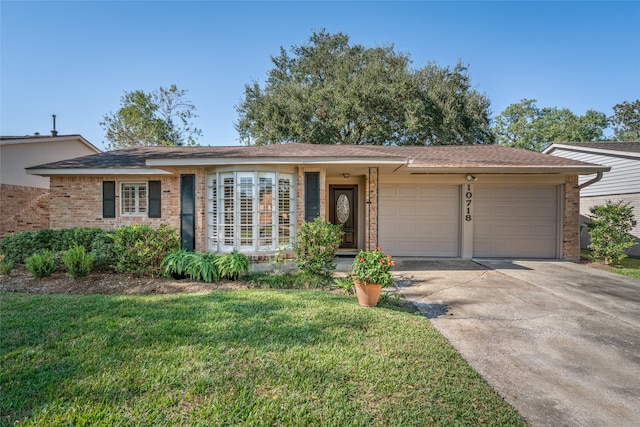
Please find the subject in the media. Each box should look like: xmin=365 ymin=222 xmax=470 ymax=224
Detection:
xmin=329 ymin=185 xmax=357 ymax=249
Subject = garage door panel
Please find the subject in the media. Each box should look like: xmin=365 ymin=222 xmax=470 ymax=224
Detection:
xmin=379 ymin=184 xmax=459 ymax=257
xmin=474 ymin=186 xmax=557 ymax=258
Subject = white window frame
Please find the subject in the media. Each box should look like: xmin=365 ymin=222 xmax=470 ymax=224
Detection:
xmin=121 ymin=182 xmax=147 ymax=216
xmin=206 ymin=171 xmax=295 ymax=253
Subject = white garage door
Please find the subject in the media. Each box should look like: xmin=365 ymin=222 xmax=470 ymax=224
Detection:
xmin=379 ymin=185 xmax=459 ymax=256
xmin=474 ymin=186 xmax=558 ymax=258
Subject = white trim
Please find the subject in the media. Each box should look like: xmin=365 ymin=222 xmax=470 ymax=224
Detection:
xmin=544 ymin=143 xmax=640 ymax=159
xmin=27 ymin=168 xmax=174 ymax=176
xmin=407 ymin=165 xmax=609 ymax=174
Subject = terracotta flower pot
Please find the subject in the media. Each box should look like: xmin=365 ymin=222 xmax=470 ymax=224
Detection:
xmin=354 ymin=280 xmax=382 ymax=307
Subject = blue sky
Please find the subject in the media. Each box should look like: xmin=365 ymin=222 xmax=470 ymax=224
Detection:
xmin=1 ymin=1 xmax=639 ymax=150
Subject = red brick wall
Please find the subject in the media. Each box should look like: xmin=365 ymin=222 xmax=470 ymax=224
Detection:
xmin=562 ymin=175 xmax=580 ymax=261
xmin=49 ymin=175 xmax=181 ymax=232
xmin=0 ymin=183 xmax=50 ymax=236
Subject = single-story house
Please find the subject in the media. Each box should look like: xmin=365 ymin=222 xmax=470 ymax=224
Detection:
xmin=26 ymin=143 xmax=610 ymax=261
xmin=544 ymin=141 xmax=640 ymax=257
xmin=0 ymin=134 xmax=101 ymax=236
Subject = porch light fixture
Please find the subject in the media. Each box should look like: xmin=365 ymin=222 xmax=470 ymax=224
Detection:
xmin=342 ymin=173 xmax=350 ymax=178
xmin=466 ymin=175 xmax=477 ymax=181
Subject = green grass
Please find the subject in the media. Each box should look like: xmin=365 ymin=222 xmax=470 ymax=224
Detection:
xmin=581 ymin=250 xmax=640 ymax=279
xmin=1 ymin=290 xmax=525 ymax=426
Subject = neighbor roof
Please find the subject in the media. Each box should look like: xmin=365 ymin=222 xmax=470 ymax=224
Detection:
xmin=544 ymin=141 xmax=640 ymax=158
xmin=26 ymin=142 xmax=609 ymax=176
xmin=0 ymin=134 xmax=101 ymax=153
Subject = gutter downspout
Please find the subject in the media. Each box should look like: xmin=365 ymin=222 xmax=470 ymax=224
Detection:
xmin=577 ymin=171 xmax=604 ymax=190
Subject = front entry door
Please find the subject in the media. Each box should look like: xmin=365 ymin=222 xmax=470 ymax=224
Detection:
xmin=329 ymin=185 xmax=357 ymax=249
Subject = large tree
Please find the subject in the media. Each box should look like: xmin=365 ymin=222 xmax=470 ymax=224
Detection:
xmin=235 ymin=30 xmax=493 ymax=146
xmin=492 ymin=99 xmax=609 ymax=151
xmin=611 ymin=100 xmax=640 ymax=141
xmin=101 ymin=84 xmax=201 ymax=149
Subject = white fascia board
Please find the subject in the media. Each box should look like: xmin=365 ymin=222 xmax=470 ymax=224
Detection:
xmin=407 ymin=165 xmax=611 ymax=174
xmin=146 ymin=157 xmax=407 ymax=166
xmin=26 ymin=168 xmax=174 ymax=176
xmin=545 ymin=144 xmax=640 ymax=159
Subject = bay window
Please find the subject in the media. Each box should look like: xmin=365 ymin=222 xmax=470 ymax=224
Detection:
xmin=207 ymin=172 xmax=295 ymax=252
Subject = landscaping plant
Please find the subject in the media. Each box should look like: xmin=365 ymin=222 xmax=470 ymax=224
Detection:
xmin=351 ymin=248 xmax=395 ymax=287
xmin=216 ymin=250 xmax=250 ymax=280
xmin=61 ymin=244 xmax=95 ymax=279
xmin=160 ymin=249 xmax=196 ymax=279
xmin=0 ymin=254 xmax=14 ymax=276
xmin=110 ymin=224 xmax=180 ymax=275
xmin=24 ymin=250 xmax=57 ymax=278
xmin=184 ymin=252 xmax=220 ymax=283
xmin=588 ymin=200 xmax=637 ymax=264
xmin=293 ymin=217 xmax=343 ymax=274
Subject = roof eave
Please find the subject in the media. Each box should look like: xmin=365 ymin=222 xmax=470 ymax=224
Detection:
xmin=26 ymin=168 xmax=174 ymax=176
xmin=406 ymin=165 xmax=611 ymax=174
xmin=146 ymin=157 xmax=408 ymax=166
xmin=545 ymin=143 xmax=640 ymax=159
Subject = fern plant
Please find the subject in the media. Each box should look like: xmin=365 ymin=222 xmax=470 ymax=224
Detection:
xmin=216 ymin=250 xmax=250 ymax=280
xmin=185 ymin=252 xmax=220 ymax=283
xmin=160 ymin=250 xmax=196 ymax=279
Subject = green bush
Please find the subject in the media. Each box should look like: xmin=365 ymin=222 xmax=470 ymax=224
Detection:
xmin=0 ymin=228 xmax=104 ymax=263
xmin=61 ymin=244 xmax=95 ymax=279
xmin=110 ymin=224 xmax=180 ymax=275
xmin=216 ymin=250 xmax=250 ymax=280
xmin=588 ymin=200 xmax=637 ymax=265
xmin=90 ymin=232 xmax=116 ymax=270
xmin=293 ymin=217 xmax=343 ymax=275
xmin=0 ymin=255 xmax=14 ymax=276
xmin=25 ymin=251 xmax=57 ymax=278
xmin=185 ymin=252 xmax=220 ymax=283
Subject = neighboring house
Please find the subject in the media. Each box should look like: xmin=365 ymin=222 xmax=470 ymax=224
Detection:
xmin=26 ymin=143 xmax=609 ymax=261
xmin=544 ymin=141 xmax=640 ymax=257
xmin=0 ymin=134 xmax=101 ymax=236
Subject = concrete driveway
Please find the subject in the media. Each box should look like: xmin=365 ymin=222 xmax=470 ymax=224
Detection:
xmin=392 ymin=259 xmax=640 ymax=427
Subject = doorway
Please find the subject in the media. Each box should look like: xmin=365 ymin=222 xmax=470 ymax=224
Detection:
xmin=329 ymin=185 xmax=358 ymax=249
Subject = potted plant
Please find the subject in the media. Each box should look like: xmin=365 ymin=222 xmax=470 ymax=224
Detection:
xmin=350 ymin=248 xmax=395 ymax=307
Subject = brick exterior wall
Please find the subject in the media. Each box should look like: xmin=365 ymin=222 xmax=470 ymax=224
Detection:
xmin=365 ymin=167 xmax=378 ymax=251
xmin=0 ymin=183 xmax=50 ymax=236
xmin=562 ymin=175 xmax=580 ymax=261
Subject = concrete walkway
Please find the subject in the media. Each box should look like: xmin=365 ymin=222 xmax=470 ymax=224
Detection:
xmin=388 ymin=258 xmax=640 ymax=427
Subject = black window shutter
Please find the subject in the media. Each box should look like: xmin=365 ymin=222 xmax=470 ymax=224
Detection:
xmin=304 ymin=172 xmax=320 ymax=222
xmin=148 ymin=180 xmax=161 ymax=218
xmin=103 ymin=181 xmax=115 ymax=218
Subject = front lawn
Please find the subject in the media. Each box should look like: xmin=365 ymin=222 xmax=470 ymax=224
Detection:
xmin=1 ymin=290 xmax=525 ymax=426
xmin=581 ymin=250 xmax=640 ymax=280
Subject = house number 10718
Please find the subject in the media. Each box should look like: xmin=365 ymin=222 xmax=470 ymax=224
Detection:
xmin=465 ymin=184 xmax=472 ymax=222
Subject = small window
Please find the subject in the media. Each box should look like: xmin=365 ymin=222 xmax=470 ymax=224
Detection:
xmin=121 ymin=183 xmax=147 ymax=215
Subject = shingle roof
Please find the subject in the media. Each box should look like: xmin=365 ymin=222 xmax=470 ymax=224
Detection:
xmin=26 ymin=142 xmax=606 ymax=172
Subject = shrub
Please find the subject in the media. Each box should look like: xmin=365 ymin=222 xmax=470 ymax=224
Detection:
xmin=90 ymin=232 xmax=116 ymax=270
xmin=293 ymin=217 xmax=343 ymax=274
xmin=351 ymin=248 xmax=395 ymax=287
xmin=216 ymin=250 xmax=250 ymax=280
xmin=110 ymin=224 xmax=180 ymax=275
xmin=185 ymin=252 xmax=220 ymax=283
xmin=588 ymin=200 xmax=637 ymax=265
xmin=0 ymin=255 xmax=14 ymax=276
xmin=25 ymin=251 xmax=56 ymax=278
xmin=61 ymin=244 xmax=95 ymax=279
xmin=0 ymin=228 xmax=105 ymax=263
